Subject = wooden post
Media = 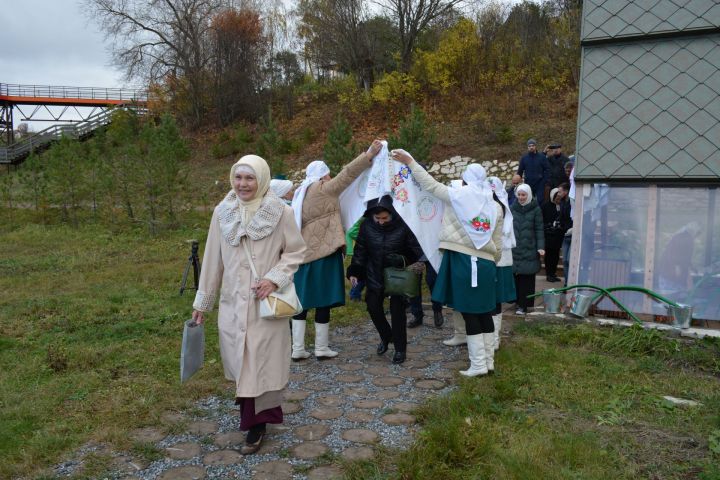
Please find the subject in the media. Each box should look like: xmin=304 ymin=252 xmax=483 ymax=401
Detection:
xmin=643 ymin=185 xmax=658 ymax=314
xmin=567 ymin=183 xmax=586 ymax=287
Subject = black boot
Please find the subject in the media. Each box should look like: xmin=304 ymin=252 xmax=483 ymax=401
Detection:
xmin=407 ymin=315 xmax=423 ymax=328
xmin=241 ymin=423 xmax=266 ymax=454
xmin=433 ymin=310 xmax=445 ymax=328
xmin=376 ymin=340 xmax=390 ymax=355
xmin=392 ymin=351 xmax=406 ymax=364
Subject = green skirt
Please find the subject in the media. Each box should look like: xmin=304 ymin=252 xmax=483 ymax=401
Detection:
xmin=294 ymin=250 xmax=345 ymax=310
xmin=432 ymin=250 xmax=497 ymax=314
xmin=496 ymin=266 xmax=517 ymax=304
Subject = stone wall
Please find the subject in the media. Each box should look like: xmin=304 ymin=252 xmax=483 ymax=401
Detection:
xmin=288 ymin=156 xmax=519 ymax=185
xmin=427 ymin=156 xmax=518 ymax=183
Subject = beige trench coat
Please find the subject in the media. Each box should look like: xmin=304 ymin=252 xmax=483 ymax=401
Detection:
xmin=299 ymin=152 xmax=371 ymax=263
xmin=194 ymin=204 xmax=306 ymax=399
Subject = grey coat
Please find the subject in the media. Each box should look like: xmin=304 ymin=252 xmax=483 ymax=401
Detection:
xmin=510 ymin=199 xmax=545 ymax=275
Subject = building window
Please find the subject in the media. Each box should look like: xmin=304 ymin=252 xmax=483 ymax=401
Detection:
xmin=576 ymin=184 xmax=719 ymax=321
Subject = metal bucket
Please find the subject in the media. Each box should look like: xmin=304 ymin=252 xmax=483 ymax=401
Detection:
xmin=667 ymin=303 xmax=693 ymax=329
xmin=569 ymin=293 xmax=593 ymax=318
xmin=543 ymin=290 xmax=563 ymax=313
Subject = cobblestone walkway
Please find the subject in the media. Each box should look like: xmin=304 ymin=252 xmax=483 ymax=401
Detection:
xmin=54 ymin=314 xmax=476 ymax=479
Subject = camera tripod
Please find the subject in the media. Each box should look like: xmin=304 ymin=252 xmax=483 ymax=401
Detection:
xmin=179 ymin=240 xmax=201 ymax=295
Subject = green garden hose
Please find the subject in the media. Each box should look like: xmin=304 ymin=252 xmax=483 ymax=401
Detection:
xmin=526 ymin=283 xmax=682 ymax=324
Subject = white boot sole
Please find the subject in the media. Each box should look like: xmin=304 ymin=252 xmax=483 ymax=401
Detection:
xmin=314 ymin=350 xmax=338 ymax=359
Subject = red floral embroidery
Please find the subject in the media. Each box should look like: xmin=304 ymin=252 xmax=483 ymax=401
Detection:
xmin=469 ymin=216 xmax=491 ymax=232
xmin=394 ymin=187 xmax=410 ymax=204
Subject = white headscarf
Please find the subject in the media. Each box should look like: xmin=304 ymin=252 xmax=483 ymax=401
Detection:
xmin=230 ymin=155 xmax=271 ymax=220
xmin=291 ymin=160 xmax=330 ymax=228
xmin=550 ymin=187 xmax=560 ymax=202
xmin=269 ymin=179 xmax=293 ymax=198
xmin=217 ymin=154 xmax=277 ymax=245
xmin=516 ymin=183 xmax=532 ymax=206
xmin=447 ymin=164 xmax=498 ymax=250
xmin=488 ymin=176 xmax=516 ymax=250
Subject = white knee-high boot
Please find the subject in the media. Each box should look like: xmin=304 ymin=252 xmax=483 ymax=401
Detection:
xmin=492 ymin=313 xmax=502 ymax=351
xmin=291 ymin=320 xmax=311 ymax=360
xmin=459 ymin=334 xmax=487 ymax=377
xmin=484 ymin=333 xmax=495 ymax=372
xmin=314 ymin=323 xmax=338 ymax=359
xmin=443 ymin=310 xmax=467 ymax=346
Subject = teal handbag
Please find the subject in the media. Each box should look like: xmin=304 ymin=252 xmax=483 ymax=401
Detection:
xmin=383 ymin=255 xmax=420 ymax=298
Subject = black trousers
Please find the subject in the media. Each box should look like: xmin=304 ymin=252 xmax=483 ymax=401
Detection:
xmin=461 ymin=312 xmax=494 ymax=335
xmin=514 ymin=274 xmax=536 ymax=311
xmin=293 ymin=307 xmax=330 ymax=324
xmin=545 ymin=246 xmax=561 ymax=277
xmin=366 ymin=289 xmax=407 ymax=353
xmin=408 ymin=262 xmax=443 ymax=318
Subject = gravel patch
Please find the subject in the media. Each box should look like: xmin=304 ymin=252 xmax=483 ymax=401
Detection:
xmin=52 ymin=310 xmax=465 ymax=479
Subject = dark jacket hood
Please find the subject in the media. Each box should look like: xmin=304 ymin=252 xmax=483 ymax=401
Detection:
xmin=364 ymin=195 xmax=398 ymax=218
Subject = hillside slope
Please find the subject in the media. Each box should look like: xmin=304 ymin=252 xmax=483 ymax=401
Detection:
xmin=185 ymin=91 xmax=579 ymax=194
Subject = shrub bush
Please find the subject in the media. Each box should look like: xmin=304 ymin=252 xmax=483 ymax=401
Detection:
xmin=370 ymin=72 xmax=420 ymax=106
xmin=211 ymin=124 xmax=254 ymax=159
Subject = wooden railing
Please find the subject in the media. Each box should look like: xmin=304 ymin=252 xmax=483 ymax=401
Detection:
xmin=0 ymin=83 xmax=148 ymax=102
xmin=0 ymin=107 xmax=145 ymax=165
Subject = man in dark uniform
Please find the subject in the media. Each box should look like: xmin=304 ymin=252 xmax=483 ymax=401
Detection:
xmin=546 ymin=143 xmax=570 ymax=192
xmin=517 ymin=138 xmax=549 ymax=200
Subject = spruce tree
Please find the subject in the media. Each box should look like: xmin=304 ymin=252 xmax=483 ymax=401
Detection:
xmin=82 ymin=137 xmax=106 ymax=220
xmin=18 ymin=152 xmax=46 ymax=211
xmin=151 ymin=114 xmax=189 ymax=225
xmin=323 ymin=115 xmax=356 ymax=175
xmin=257 ymin=108 xmax=285 ymax=177
xmin=105 ymin=109 xmax=141 ymax=220
xmin=388 ymin=105 xmax=436 ymax=165
xmin=45 ymin=136 xmax=85 ymax=226
xmin=0 ymin=170 xmax=14 ymax=209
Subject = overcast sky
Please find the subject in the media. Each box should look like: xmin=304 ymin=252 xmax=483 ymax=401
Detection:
xmin=0 ymin=0 xmax=130 ymax=130
xmin=0 ymin=0 xmax=126 ymax=87
xmin=1 ymin=0 xmax=522 ymax=88
xmin=1 ymin=0 xmax=522 ymax=131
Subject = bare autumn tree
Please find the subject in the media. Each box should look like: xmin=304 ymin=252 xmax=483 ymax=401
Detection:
xmin=263 ymin=0 xmax=295 ymax=75
xmin=378 ymin=0 xmax=467 ymax=72
xmin=268 ymin=50 xmax=303 ymax=118
xmin=475 ymin=1 xmax=508 ymax=68
xmin=86 ymin=0 xmax=228 ymax=127
xmin=546 ymin=0 xmax=583 ymax=86
xmin=211 ymin=8 xmax=269 ymax=124
xmin=297 ymin=0 xmax=380 ymax=90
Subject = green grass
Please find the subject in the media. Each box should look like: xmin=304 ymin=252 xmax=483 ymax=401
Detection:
xmin=3 ymin=208 xmax=719 ymax=479
xmin=0 ymin=209 xmax=371 ymax=478
xmin=348 ymin=323 xmax=720 ymax=480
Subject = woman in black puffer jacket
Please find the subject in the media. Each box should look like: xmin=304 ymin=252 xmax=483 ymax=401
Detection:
xmin=510 ymin=184 xmax=545 ymax=314
xmin=347 ymin=195 xmax=423 ymax=364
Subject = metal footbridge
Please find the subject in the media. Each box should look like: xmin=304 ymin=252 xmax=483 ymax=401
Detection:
xmin=1 ymin=83 xmax=148 ymax=165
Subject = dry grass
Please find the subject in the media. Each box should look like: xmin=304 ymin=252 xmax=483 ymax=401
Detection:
xmin=345 ymin=323 xmax=720 ymax=480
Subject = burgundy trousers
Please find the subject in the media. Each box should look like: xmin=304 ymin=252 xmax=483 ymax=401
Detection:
xmin=236 ymin=397 xmax=283 ymax=431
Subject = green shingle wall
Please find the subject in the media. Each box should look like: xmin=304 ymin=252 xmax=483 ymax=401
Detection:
xmin=575 ymin=1 xmax=720 ymax=181
xmin=582 ymin=0 xmax=720 ymax=42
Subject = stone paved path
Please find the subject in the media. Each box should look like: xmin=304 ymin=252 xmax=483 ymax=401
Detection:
xmin=53 ymin=310 xmax=494 ymax=479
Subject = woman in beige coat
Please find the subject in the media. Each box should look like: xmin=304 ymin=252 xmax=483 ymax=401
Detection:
xmin=192 ymin=155 xmax=306 ymax=454
xmin=289 ymin=139 xmax=382 ymax=360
